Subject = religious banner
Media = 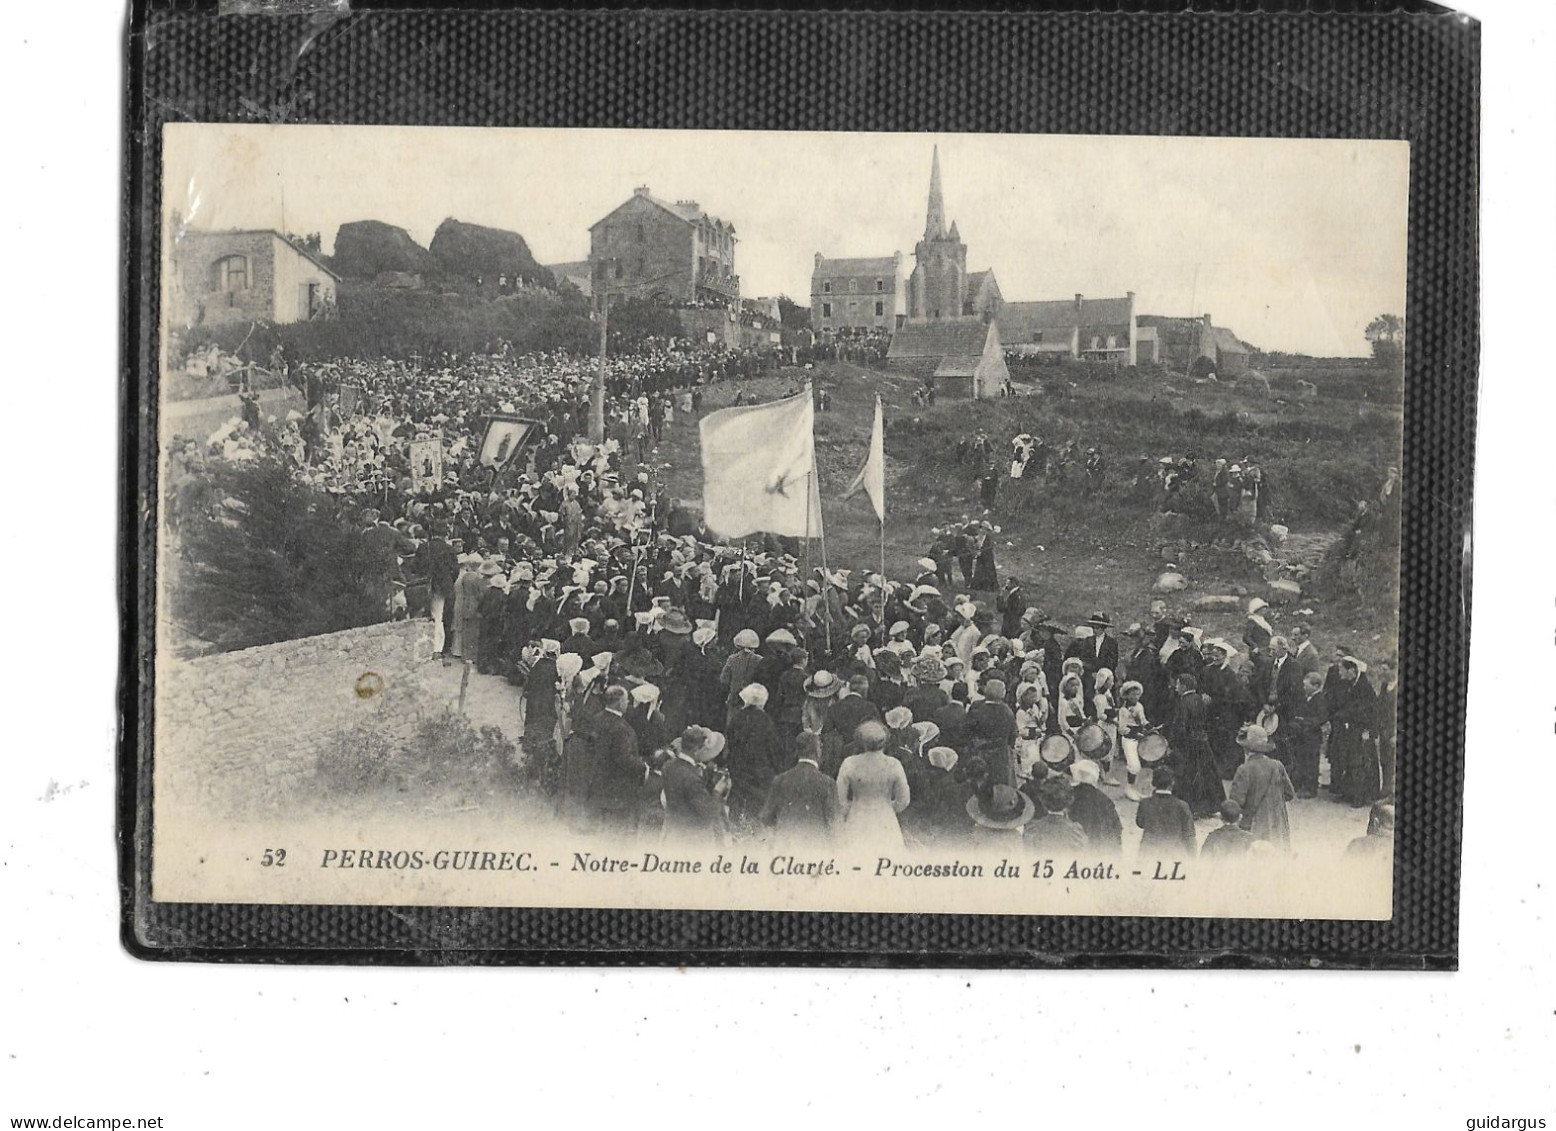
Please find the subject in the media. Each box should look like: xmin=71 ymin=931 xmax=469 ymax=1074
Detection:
xmin=477 ymin=414 xmax=540 ymax=469
xmin=409 ymin=432 xmax=444 ymax=493
xmin=339 ymin=383 xmax=360 ymax=417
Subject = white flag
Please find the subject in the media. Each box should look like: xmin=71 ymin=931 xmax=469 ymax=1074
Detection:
xmin=844 ymin=395 xmax=886 ymax=523
xmin=699 ymin=390 xmax=823 ymax=539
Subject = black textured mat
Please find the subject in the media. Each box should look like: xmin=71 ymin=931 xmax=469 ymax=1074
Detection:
xmin=122 ymin=2 xmax=1477 ymax=967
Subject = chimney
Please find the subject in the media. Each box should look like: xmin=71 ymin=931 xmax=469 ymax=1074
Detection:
xmin=633 ymin=185 xmax=651 ymax=196
xmin=1074 ymin=293 xmax=1083 ymax=312
xmin=1126 ymin=290 xmax=1135 ymax=303
xmin=1202 ymin=313 xmax=1213 ymax=327
xmin=814 ymin=252 xmax=823 ymax=269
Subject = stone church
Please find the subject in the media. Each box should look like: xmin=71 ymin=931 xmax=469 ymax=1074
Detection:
xmin=907 ymin=147 xmax=1001 ymax=323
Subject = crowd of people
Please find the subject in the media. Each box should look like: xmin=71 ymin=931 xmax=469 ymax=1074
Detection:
xmin=167 ymin=333 xmax=1395 ymax=870
xmin=957 ymin=429 xmax=1276 ymax=519
xmin=514 ymin=580 xmax=1395 ymax=867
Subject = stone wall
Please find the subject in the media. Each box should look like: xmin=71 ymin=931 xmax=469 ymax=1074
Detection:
xmin=169 ymin=230 xmax=277 ymax=329
xmin=155 ymin=619 xmax=437 ymax=810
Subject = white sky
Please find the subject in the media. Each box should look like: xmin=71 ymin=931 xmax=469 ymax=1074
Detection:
xmin=164 ymin=124 xmax=1409 ymax=356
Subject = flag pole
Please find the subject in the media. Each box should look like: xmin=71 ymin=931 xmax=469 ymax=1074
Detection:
xmin=811 ymin=383 xmax=832 ymax=656
xmin=876 ymin=397 xmax=888 ymax=643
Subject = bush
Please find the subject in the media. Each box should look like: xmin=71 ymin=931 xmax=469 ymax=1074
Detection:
xmin=317 ymin=724 xmax=398 ymax=792
xmin=169 ymin=459 xmax=393 ymax=651
xmin=314 ymin=708 xmax=519 ymax=801
xmin=175 ymin=284 xmax=597 ymax=367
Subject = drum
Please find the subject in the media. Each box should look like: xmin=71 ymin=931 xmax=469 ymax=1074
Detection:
xmin=1075 ymin=722 xmax=1112 ymax=758
xmin=1039 ymin=733 xmax=1076 ymax=767
xmin=1256 ymin=707 xmax=1281 ymax=735
xmin=1137 ymin=732 xmax=1170 ymax=765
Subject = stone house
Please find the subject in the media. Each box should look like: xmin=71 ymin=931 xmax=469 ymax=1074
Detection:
xmin=1134 ymin=313 xmax=1253 ymax=376
xmin=168 ymin=228 xmax=339 ymax=329
xmin=998 ymin=293 xmax=1138 ymax=364
xmin=811 ymin=253 xmax=904 ymax=331
xmin=589 ymin=187 xmax=739 ymax=307
xmin=887 ymin=317 xmax=1011 ymax=399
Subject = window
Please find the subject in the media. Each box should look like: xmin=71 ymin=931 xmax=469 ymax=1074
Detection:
xmin=848 ymin=301 xmax=858 ymax=313
xmin=636 ymin=222 xmax=645 ymax=242
xmin=848 ymin=279 xmax=857 ymax=293
xmin=213 ymin=254 xmax=249 ymax=293
xmin=875 ymin=279 xmax=884 ymax=292
xmin=613 ymin=260 xmax=622 ymax=280
xmin=1106 ymin=334 xmax=1117 ymax=350
xmin=1090 ymin=335 xmax=1101 ymax=350
xmin=822 ymin=281 xmax=831 ymax=294
xmin=821 ymin=302 xmax=832 ymax=319
xmin=875 ymin=300 xmax=884 ymax=317
xmin=1032 ymin=331 xmax=1044 ymax=344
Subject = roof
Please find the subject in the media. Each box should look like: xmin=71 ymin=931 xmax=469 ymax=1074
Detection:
xmin=966 ymin=270 xmax=999 ymax=298
xmin=545 ymin=260 xmax=591 ymax=278
xmin=1000 ymin=296 xmax=1132 ymax=333
xmin=813 ymin=255 xmax=900 ymax=279
xmin=888 ymin=317 xmax=991 ymax=360
xmin=933 ymin=355 xmax=982 ymax=377
xmin=181 ymin=228 xmax=342 ymax=280
xmin=590 ymin=190 xmax=735 ymax=234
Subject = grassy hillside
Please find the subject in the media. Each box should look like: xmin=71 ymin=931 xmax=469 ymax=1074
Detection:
xmin=653 ymin=359 xmax=1402 ymax=660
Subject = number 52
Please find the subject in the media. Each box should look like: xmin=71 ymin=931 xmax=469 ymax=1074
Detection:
xmin=260 ymin=849 xmax=287 ymax=867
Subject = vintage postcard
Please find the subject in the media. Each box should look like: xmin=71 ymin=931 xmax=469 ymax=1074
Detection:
xmin=149 ymin=124 xmax=1406 ymax=922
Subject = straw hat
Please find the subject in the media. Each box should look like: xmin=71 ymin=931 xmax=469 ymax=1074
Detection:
xmin=966 ymin=784 xmax=1036 ymax=830
xmin=804 ymin=671 xmax=842 ymax=698
xmin=1236 ymin=724 xmax=1278 ymax=754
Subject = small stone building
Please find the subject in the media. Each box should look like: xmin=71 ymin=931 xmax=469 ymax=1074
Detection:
xmin=1134 ymin=313 xmax=1253 ymax=376
xmin=887 ymin=317 xmax=1010 ymax=399
xmin=168 ymin=228 xmax=339 ymax=329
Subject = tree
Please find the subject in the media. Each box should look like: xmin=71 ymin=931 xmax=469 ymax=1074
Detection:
xmin=171 ymin=459 xmax=392 ymax=651
xmin=1365 ymin=313 xmax=1404 ymax=369
xmin=777 ymin=294 xmax=811 ymax=331
xmin=605 ymin=296 xmax=684 ymax=352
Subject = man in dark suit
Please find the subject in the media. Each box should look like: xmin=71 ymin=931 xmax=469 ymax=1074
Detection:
xmin=418 ymin=524 xmax=459 ymax=659
xmin=1290 ymin=624 xmax=1324 ymax=678
xmin=1261 ymin=635 xmax=1307 ymax=721
xmin=932 ymin=685 xmax=972 ymax=753
xmin=1283 ymin=671 xmax=1330 ymax=797
xmin=587 ymin=686 xmax=646 ymax=832
xmin=1135 ymin=767 xmax=1198 ymax=860
xmin=758 ymin=737 xmax=839 ymax=842
xmin=820 ymin=674 xmax=881 ymax=777
xmin=1065 ymin=613 xmax=1119 ymax=698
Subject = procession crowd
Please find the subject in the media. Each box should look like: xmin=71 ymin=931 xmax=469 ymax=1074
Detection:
xmin=167 ymin=336 xmax=1396 ymax=867
xmin=959 ymin=429 xmax=1276 ymax=519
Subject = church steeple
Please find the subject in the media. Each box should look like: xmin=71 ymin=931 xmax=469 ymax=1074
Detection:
xmin=925 ymin=145 xmax=947 ymax=239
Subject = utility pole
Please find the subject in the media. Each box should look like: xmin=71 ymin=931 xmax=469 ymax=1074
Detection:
xmin=591 ymin=291 xmax=608 ymax=443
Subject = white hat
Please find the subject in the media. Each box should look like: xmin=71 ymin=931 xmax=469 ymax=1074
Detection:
xmin=630 ymin=682 xmax=661 ymax=705
xmin=889 ymin=620 xmax=910 ymax=636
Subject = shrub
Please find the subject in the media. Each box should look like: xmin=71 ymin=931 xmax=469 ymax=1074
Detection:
xmin=175 ymin=284 xmax=597 ymax=367
xmin=169 ymin=459 xmax=393 ymax=651
xmin=317 ymin=724 xmax=398 ymax=792
xmin=315 ymin=708 xmax=519 ymax=801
